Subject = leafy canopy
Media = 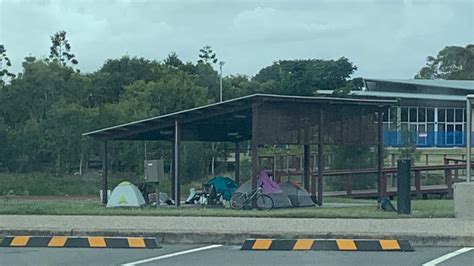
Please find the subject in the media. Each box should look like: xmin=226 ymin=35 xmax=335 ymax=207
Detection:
xmin=415 ymin=44 xmax=474 ymax=80
xmin=253 ymin=57 xmax=357 ymax=96
xmin=49 ymin=31 xmax=79 ymax=67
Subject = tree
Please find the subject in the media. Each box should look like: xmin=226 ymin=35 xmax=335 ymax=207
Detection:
xmin=222 ymin=75 xmax=265 ymax=99
xmin=164 ymin=52 xmax=184 ymax=68
xmin=49 ymin=31 xmax=78 ymax=66
xmin=198 ymin=45 xmax=218 ymax=64
xmin=0 ymin=44 xmax=15 ymax=84
xmin=415 ymin=44 xmax=474 ymax=80
xmin=122 ymin=69 xmax=208 ymax=116
xmin=253 ymin=57 xmax=357 ymax=96
xmin=93 ymin=56 xmax=163 ymax=103
xmin=331 ymin=77 xmax=364 ymax=96
xmin=2 ymin=58 xmax=88 ymax=125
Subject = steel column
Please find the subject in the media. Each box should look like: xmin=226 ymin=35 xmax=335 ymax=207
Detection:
xmin=317 ymin=109 xmax=324 ymax=205
xmin=467 ymin=98 xmax=472 ymax=183
xmin=174 ymin=119 xmax=181 ymax=207
xmin=377 ymin=109 xmax=385 ymax=201
xmin=303 ymin=144 xmax=311 ymax=192
xmin=251 ymin=104 xmax=259 ymax=208
xmin=102 ymin=140 xmax=108 ymax=205
xmin=235 ymin=142 xmax=241 ymax=185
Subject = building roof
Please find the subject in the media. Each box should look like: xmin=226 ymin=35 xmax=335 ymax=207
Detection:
xmin=364 ymin=78 xmax=474 ymax=91
xmin=83 ymin=93 xmax=396 ymax=141
xmin=317 ymin=90 xmax=466 ymax=102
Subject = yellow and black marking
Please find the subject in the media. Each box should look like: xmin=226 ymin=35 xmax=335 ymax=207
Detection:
xmin=0 ymin=236 xmax=160 ymax=249
xmin=241 ymin=239 xmax=414 ymax=252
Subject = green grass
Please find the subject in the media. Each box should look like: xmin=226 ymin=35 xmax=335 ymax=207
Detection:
xmin=0 ymin=198 xmax=453 ymax=219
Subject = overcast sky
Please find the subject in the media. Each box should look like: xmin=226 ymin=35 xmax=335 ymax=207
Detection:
xmin=1 ymin=0 xmax=473 ymax=79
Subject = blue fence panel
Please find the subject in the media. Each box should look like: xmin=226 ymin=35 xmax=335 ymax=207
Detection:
xmin=383 ymin=130 xmax=472 ymax=148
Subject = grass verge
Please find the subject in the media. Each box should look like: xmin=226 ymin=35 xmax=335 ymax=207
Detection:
xmin=0 ymin=198 xmax=453 ymax=219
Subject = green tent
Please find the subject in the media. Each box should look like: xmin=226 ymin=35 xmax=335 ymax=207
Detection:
xmin=207 ymin=176 xmax=238 ymax=200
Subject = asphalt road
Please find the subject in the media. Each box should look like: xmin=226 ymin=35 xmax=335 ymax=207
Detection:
xmin=0 ymin=245 xmax=473 ymax=266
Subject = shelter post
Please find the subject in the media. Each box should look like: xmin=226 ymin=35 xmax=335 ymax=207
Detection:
xmin=303 ymin=126 xmax=310 ymax=192
xmin=316 ymin=109 xmax=324 ymax=205
xmin=173 ymin=119 xmax=181 ymax=207
xmin=235 ymin=142 xmax=241 ymax=185
xmin=377 ymin=109 xmax=385 ymax=201
xmin=170 ymin=150 xmax=175 ymax=201
xmin=467 ymin=97 xmax=472 ymax=183
xmin=102 ymin=140 xmax=108 ymax=205
xmin=251 ymin=103 xmax=259 ymax=208
xmin=303 ymin=144 xmax=311 ymax=192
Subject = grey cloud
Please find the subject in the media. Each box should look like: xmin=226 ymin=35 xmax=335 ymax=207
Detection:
xmin=0 ymin=0 xmax=472 ymax=79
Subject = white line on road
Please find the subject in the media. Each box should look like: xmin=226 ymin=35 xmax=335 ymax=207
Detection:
xmin=422 ymin=247 xmax=474 ymax=266
xmin=122 ymin=245 xmax=223 ymax=266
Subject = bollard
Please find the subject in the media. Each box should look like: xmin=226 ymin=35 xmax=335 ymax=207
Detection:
xmin=397 ymin=159 xmax=411 ymax=214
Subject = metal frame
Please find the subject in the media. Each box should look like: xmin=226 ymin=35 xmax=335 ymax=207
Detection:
xmin=466 ymin=95 xmax=473 ymax=183
xmin=85 ymin=94 xmax=396 ymax=206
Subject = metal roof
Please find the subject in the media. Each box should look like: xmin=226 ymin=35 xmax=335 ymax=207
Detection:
xmin=364 ymin=78 xmax=474 ymax=91
xmin=317 ymin=90 xmax=465 ymax=102
xmin=83 ymin=93 xmax=397 ymax=141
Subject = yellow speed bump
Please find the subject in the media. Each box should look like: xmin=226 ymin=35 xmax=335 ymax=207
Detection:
xmin=0 ymin=236 xmax=160 ymax=249
xmin=241 ymin=239 xmax=413 ymax=251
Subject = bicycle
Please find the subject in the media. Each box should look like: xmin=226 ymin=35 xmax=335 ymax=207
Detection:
xmin=230 ymin=186 xmax=274 ymax=210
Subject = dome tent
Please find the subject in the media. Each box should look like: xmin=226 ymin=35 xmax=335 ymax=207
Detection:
xmin=207 ymin=176 xmax=238 ymax=200
xmin=231 ymin=171 xmax=292 ymax=208
xmin=279 ymin=181 xmax=315 ymax=207
xmin=106 ymin=181 xmax=146 ymax=208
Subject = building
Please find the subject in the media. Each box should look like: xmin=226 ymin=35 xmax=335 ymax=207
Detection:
xmin=320 ymin=79 xmax=474 ymax=148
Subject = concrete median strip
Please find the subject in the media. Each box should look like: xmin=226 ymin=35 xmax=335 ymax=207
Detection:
xmin=0 ymin=236 xmax=161 ymax=249
xmin=241 ymin=239 xmax=414 ymax=251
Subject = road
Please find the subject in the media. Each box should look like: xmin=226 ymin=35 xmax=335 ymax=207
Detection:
xmin=0 ymin=245 xmax=473 ymax=265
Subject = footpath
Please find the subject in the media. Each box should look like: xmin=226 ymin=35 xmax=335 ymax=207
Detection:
xmin=0 ymin=215 xmax=473 ymax=247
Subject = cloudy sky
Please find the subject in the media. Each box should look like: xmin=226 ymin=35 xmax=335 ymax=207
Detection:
xmin=1 ymin=0 xmax=473 ymax=78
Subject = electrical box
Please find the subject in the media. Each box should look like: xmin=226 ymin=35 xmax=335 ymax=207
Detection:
xmin=144 ymin=159 xmax=164 ymax=183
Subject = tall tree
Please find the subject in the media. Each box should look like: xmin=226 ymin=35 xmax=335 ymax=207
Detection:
xmin=254 ymin=57 xmax=357 ymax=96
xmin=49 ymin=31 xmax=79 ymax=67
xmin=164 ymin=52 xmax=184 ymax=68
xmin=93 ymin=56 xmax=163 ymax=103
xmin=415 ymin=44 xmax=474 ymax=80
xmin=198 ymin=45 xmax=218 ymax=64
xmin=0 ymin=44 xmax=15 ymax=84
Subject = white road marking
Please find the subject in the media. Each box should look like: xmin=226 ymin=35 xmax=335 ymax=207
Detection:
xmin=122 ymin=244 xmax=223 ymax=266
xmin=422 ymin=247 xmax=474 ymax=266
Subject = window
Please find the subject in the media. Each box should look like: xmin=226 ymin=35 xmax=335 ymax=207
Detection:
xmin=390 ymin=108 xmax=397 ymax=122
xmin=447 ymin=109 xmax=454 ymax=122
xmin=438 ymin=109 xmax=445 ymax=122
xmin=456 ymin=109 xmax=463 ymax=122
xmin=382 ymin=111 xmax=388 ymax=122
xmin=401 ymin=107 xmax=408 ymax=122
xmin=418 ymin=108 xmax=426 ymax=122
xmin=409 ymin=108 xmax=417 ymax=122
xmin=427 ymin=108 xmax=434 ymax=122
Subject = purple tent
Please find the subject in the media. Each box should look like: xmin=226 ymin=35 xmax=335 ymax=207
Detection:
xmin=231 ymin=171 xmax=292 ymax=208
xmin=257 ymin=170 xmax=281 ymax=193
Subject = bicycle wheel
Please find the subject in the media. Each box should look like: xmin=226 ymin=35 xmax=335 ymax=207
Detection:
xmin=256 ymin=194 xmax=274 ymax=210
xmin=231 ymin=195 xmax=246 ymax=209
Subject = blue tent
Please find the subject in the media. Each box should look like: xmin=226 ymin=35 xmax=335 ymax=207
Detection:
xmin=207 ymin=176 xmax=238 ymax=200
